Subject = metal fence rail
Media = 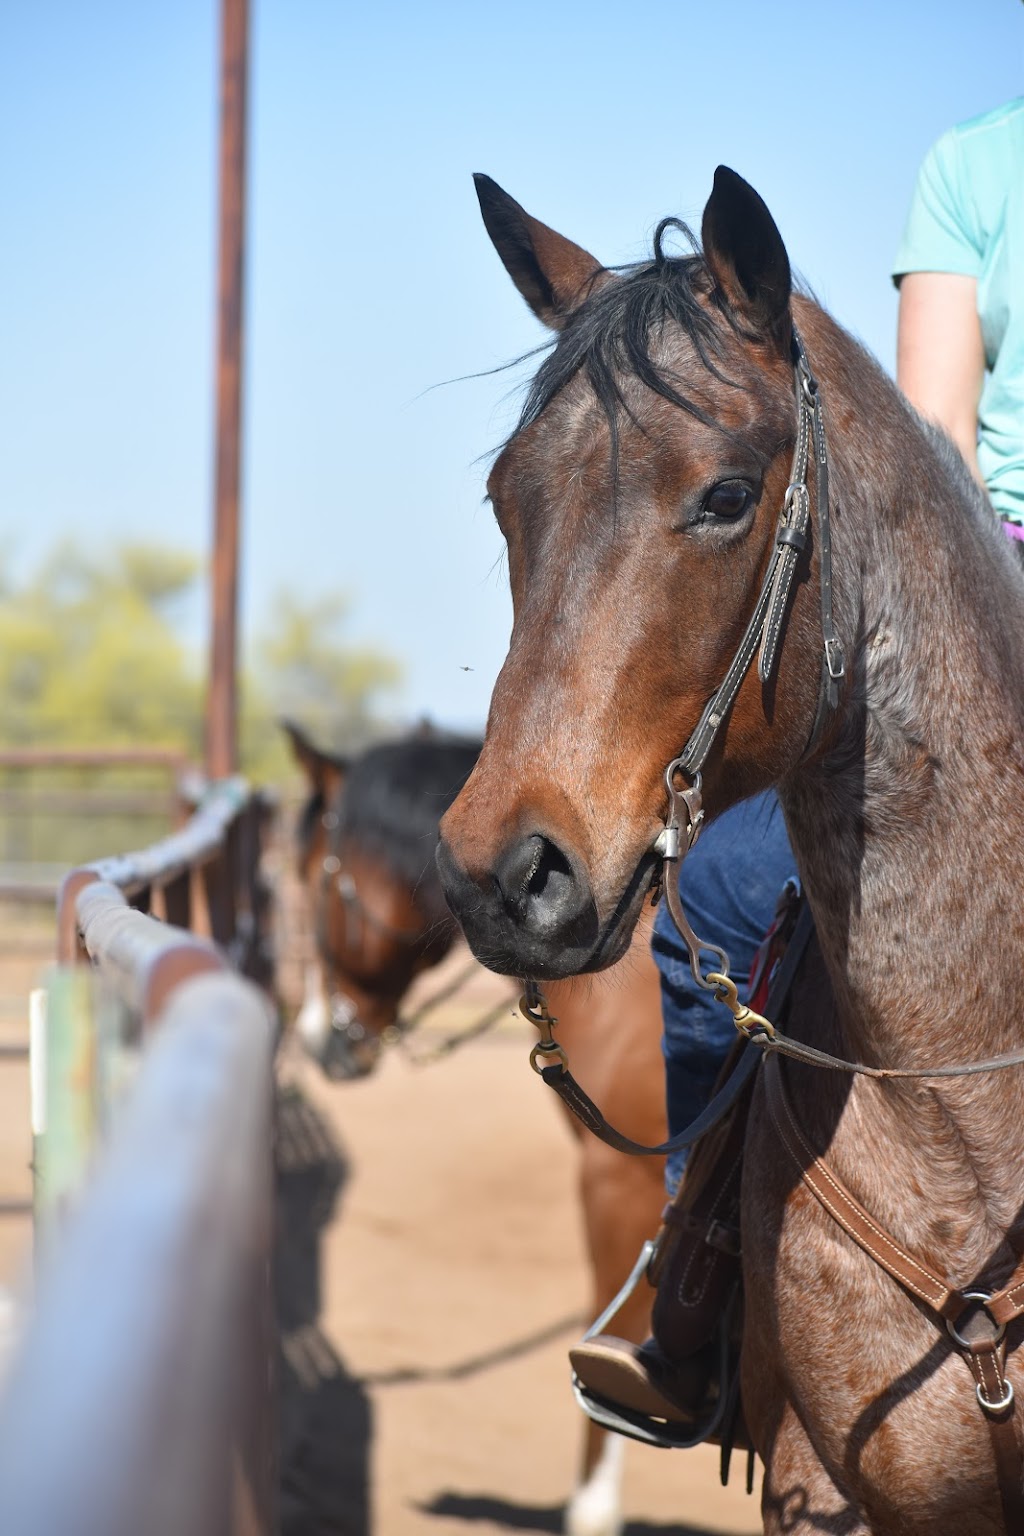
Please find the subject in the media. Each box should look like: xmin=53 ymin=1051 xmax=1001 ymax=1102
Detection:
xmin=58 ymin=775 xmax=274 ymax=988
xmin=0 ymin=777 xmax=277 ymax=1536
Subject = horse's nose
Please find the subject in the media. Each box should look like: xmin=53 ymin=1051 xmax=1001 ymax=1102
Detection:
xmin=437 ymin=826 xmax=600 ymax=975
xmin=493 ymin=832 xmax=589 ymax=936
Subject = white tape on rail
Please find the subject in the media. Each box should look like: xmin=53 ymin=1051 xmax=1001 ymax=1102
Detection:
xmin=29 ymin=988 xmax=47 ymax=1137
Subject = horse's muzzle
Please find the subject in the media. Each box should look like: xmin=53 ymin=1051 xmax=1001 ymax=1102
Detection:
xmin=436 ymin=830 xmax=607 ymax=978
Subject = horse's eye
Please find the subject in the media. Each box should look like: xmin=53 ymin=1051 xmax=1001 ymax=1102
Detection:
xmin=703 ymin=480 xmax=755 ymax=522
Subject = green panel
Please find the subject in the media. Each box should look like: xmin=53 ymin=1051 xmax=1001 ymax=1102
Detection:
xmin=34 ymin=968 xmax=96 ymax=1225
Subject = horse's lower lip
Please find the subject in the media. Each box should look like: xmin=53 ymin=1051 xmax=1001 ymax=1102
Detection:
xmin=461 ymin=854 xmax=657 ymax=980
xmin=587 ymin=877 xmax=655 ymax=970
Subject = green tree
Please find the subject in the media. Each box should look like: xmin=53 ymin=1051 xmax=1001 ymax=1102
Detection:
xmin=0 ymin=541 xmax=402 ymax=773
xmin=0 ymin=541 xmax=201 ymax=750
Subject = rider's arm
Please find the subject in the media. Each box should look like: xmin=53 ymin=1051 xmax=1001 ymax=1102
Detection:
xmin=893 ymin=125 xmax=987 ymax=486
xmin=896 ymin=271 xmax=985 ymax=483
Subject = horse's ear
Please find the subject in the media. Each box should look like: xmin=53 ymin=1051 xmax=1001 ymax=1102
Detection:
xmin=701 ymin=166 xmax=791 ymax=346
xmin=474 ymin=174 xmax=611 ymax=330
xmin=280 ymin=719 xmax=349 ymax=802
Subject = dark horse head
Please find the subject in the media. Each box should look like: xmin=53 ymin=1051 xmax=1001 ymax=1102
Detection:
xmin=286 ymin=722 xmax=481 ymax=1078
xmin=437 ymin=168 xmax=851 ymax=979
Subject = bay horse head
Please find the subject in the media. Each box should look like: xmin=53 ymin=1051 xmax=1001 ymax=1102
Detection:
xmin=286 ymin=722 xmax=480 ymax=1078
xmin=438 ymin=168 xmax=843 ymax=979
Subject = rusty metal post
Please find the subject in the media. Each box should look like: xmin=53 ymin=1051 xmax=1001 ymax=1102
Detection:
xmin=206 ymin=0 xmax=250 ymax=780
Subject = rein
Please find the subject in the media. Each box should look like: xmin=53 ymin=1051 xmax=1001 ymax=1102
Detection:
xmin=398 ymin=958 xmax=518 ymax=1067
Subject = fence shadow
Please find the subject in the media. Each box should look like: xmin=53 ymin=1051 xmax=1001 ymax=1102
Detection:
xmin=276 ymin=1081 xmax=372 ymax=1536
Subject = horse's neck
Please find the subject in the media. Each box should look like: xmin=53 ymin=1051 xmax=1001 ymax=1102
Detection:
xmin=777 ymin=342 xmax=1024 ymax=1253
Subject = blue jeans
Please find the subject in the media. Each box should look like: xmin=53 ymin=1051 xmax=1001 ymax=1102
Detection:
xmin=653 ymin=791 xmax=797 ymax=1194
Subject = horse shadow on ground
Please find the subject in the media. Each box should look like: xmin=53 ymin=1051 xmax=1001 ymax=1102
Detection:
xmin=276 ymin=1080 xmax=372 ymax=1536
xmin=417 ymin=1491 xmax=739 ymax=1535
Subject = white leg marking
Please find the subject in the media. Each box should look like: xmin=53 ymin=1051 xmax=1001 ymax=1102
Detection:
xmin=564 ymin=1432 xmax=624 ymax=1536
xmin=295 ymin=966 xmax=330 ymax=1056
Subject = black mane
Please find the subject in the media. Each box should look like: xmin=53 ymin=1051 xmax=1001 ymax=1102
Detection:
xmin=513 ymin=221 xmax=739 ymax=470
xmin=310 ymin=734 xmax=482 ymax=919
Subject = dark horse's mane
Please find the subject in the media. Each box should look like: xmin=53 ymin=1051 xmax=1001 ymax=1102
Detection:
xmin=513 ymin=220 xmax=744 ymax=463
xmin=306 ymin=733 xmax=482 ymax=914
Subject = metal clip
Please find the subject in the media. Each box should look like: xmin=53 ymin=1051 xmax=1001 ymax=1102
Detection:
xmin=707 ymin=972 xmax=776 ymax=1040
xmin=798 ymin=362 xmax=819 ymax=407
xmin=783 ymin=482 xmax=809 ymax=519
xmin=653 ymin=824 xmax=680 ymax=860
xmin=792 ymin=328 xmax=817 ymax=394
xmin=521 ymin=986 xmax=569 ymax=1074
xmin=947 ymin=1293 xmax=1006 ymax=1350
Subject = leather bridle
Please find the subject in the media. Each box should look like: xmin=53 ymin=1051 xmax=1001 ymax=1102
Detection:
xmin=526 ymin=323 xmax=843 ymax=1054
xmin=652 ymin=326 xmax=844 ymax=997
xmin=317 ymin=803 xmax=426 ymax=959
xmin=309 ymin=798 xmax=429 ymax=1075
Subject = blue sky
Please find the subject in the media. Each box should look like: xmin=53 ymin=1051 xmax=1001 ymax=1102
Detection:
xmin=2 ymin=1 xmax=1022 ymax=732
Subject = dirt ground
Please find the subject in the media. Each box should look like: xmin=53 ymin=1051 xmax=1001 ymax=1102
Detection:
xmin=0 ymin=906 xmax=762 ymax=1536
xmin=273 ymin=948 xmax=762 ymax=1536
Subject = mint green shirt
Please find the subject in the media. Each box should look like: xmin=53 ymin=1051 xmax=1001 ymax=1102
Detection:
xmin=893 ymin=98 xmax=1024 ymax=525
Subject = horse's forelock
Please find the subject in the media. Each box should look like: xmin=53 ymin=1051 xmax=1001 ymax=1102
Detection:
xmin=514 ymin=247 xmax=753 ymax=444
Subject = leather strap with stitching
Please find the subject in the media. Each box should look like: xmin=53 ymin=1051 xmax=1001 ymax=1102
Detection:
xmin=764 ymin=1051 xmax=1024 ymax=1529
xmin=676 ymin=330 xmax=844 ymax=782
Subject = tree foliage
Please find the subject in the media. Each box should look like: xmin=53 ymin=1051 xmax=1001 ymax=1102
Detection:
xmin=0 ymin=541 xmax=403 ymax=779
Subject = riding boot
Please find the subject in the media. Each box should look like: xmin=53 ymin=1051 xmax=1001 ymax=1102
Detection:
xmin=569 ymin=1046 xmax=751 ymax=1446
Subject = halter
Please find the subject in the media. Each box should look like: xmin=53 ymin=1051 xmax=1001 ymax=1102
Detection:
xmin=311 ymin=798 xmax=428 ymax=1069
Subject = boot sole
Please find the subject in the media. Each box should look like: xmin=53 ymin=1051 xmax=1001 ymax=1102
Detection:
xmin=569 ymin=1336 xmax=705 ymax=1424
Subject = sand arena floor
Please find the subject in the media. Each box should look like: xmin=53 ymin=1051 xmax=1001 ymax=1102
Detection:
xmin=0 ymin=907 xmax=761 ymax=1536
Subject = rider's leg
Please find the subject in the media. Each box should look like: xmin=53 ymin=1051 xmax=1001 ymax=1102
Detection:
xmin=571 ymin=792 xmax=797 ymax=1429
xmin=657 ymin=791 xmax=797 ymax=1195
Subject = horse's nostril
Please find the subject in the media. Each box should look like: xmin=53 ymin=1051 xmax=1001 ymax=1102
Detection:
xmin=524 ymin=837 xmax=573 ymax=903
xmin=496 ymin=833 xmax=582 ymax=930
xmin=516 ymin=835 xmax=545 ymax=899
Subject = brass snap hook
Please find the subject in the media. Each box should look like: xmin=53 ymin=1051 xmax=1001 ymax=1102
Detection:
xmin=521 ymin=988 xmax=569 ymax=1074
xmin=707 ymin=972 xmax=776 ymax=1041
